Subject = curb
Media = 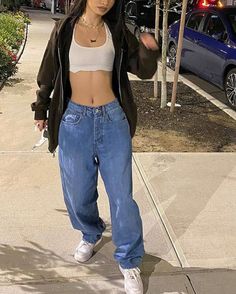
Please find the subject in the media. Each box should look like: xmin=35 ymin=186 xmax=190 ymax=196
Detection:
xmin=0 ymin=21 xmax=29 ymax=91
xmin=16 ymin=22 xmax=29 ymax=64
xmin=165 ymin=65 xmax=236 ymax=121
xmin=178 ymin=74 xmax=236 ymax=121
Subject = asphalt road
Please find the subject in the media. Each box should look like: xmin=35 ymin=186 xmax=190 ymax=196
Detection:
xmin=181 ymin=71 xmax=231 ymax=109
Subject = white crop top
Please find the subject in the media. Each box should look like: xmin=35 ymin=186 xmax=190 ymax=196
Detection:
xmin=69 ymin=22 xmax=115 ymax=72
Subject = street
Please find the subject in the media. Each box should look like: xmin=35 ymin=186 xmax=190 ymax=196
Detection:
xmin=182 ymin=71 xmax=229 ymax=108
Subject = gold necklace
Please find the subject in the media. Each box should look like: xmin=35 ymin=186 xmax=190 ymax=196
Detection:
xmin=79 ymin=17 xmax=104 ymax=43
xmin=81 ymin=15 xmax=104 ymax=29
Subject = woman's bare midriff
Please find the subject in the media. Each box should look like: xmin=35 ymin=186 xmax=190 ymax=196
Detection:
xmin=69 ymin=20 xmax=116 ymax=107
xmin=69 ymin=70 xmax=116 ymax=106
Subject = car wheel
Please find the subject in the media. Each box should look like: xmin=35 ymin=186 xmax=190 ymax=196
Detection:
xmin=134 ymin=27 xmax=140 ymax=41
xmin=168 ymin=43 xmax=177 ymax=71
xmin=225 ymin=68 xmax=236 ymax=110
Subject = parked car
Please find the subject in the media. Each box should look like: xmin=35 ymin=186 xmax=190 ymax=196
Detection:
xmin=124 ymin=0 xmax=182 ymax=40
xmin=168 ymin=4 xmax=236 ymax=110
xmin=124 ymin=0 xmax=155 ymax=39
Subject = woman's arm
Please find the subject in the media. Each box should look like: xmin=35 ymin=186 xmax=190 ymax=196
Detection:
xmin=31 ymin=21 xmax=60 ymax=120
xmin=123 ymin=27 xmax=160 ymax=80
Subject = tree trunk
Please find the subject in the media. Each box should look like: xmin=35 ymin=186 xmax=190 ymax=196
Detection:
xmin=161 ymin=0 xmax=170 ymax=109
xmin=170 ymin=0 xmax=188 ymax=112
xmin=153 ymin=0 xmax=160 ymax=100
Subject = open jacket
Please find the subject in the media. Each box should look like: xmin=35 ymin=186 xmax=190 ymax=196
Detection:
xmin=31 ymin=3 xmax=160 ymax=154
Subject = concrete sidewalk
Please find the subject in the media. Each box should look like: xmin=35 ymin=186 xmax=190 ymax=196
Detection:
xmin=0 ymin=8 xmax=236 ymax=294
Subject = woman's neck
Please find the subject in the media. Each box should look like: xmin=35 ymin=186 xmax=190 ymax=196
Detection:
xmin=81 ymin=9 xmax=103 ymax=27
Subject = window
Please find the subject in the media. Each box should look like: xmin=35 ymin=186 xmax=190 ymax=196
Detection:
xmin=227 ymin=13 xmax=236 ymax=35
xmin=203 ymin=14 xmax=226 ymax=39
xmin=187 ymin=12 xmax=205 ymax=31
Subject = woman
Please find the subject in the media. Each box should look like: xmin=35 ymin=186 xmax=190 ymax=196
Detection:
xmin=31 ymin=0 xmax=159 ymax=293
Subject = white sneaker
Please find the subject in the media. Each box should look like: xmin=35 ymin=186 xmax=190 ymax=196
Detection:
xmin=119 ymin=265 xmax=143 ymax=294
xmin=74 ymin=239 xmax=97 ymax=263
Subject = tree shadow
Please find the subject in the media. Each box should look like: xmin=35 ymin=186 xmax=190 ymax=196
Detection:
xmin=0 ymin=240 xmax=123 ymax=293
xmin=4 ymin=78 xmax=24 ymax=87
xmin=0 ymin=240 xmax=188 ymax=293
xmin=1 ymin=240 xmax=236 ymax=293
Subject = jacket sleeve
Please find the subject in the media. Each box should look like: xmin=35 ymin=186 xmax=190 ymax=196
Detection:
xmin=31 ymin=21 xmax=60 ymax=120
xmin=123 ymin=27 xmax=160 ymax=80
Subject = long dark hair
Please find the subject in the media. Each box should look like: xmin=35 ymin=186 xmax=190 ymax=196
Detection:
xmin=68 ymin=0 xmax=125 ymax=38
xmin=68 ymin=0 xmax=87 ymax=19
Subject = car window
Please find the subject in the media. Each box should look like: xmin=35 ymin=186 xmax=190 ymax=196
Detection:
xmin=203 ymin=14 xmax=226 ymax=39
xmin=186 ymin=12 xmax=205 ymax=31
xmin=227 ymin=14 xmax=236 ymax=35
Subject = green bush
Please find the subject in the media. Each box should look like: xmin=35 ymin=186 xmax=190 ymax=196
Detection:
xmin=0 ymin=11 xmax=30 ymax=83
xmin=0 ymin=14 xmax=24 ymax=49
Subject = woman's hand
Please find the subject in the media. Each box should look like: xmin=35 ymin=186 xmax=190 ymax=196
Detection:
xmin=139 ymin=33 xmax=159 ymax=51
xmin=34 ymin=119 xmax=47 ymax=131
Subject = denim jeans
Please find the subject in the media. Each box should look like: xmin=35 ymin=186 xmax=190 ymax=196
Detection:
xmin=58 ymin=98 xmax=144 ymax=269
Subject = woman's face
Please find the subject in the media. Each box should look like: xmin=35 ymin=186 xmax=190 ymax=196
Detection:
xmin=86 ymin=0 xmax=116 ymax=16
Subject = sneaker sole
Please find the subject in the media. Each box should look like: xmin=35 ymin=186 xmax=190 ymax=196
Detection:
xmin=74 ymin=251 xmax=94 ymax=263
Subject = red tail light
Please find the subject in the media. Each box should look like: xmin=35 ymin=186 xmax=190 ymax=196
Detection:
xmin=199 ymin=0 xmax=209 ymax=8
xmin=198 ymin=0 xmax=223 ymax=8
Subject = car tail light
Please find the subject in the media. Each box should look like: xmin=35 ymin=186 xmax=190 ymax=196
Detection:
xmin=198 ymin=0 xmax=223 ymax=8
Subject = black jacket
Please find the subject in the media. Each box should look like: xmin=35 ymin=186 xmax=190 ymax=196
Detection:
xmin=31 ymin=3 xmax=160 ymax=153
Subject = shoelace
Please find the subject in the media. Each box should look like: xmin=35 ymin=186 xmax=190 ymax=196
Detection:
xmin=124 ymin=268 xmax=141 ymax=281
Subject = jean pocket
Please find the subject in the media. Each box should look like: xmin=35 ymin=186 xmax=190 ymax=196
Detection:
xmin=107 ymin=106 xmax=127 ymax=122
xmin=61 ymin=109 xmax=82 ymax=125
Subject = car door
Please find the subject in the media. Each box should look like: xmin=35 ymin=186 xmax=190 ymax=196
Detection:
xmin=196 ymin=13 xmax=228 ymax=85
xmin=181 ymin=11 xmax=206 ymax=73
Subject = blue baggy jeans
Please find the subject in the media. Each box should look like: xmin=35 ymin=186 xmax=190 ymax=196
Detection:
xmin=58 ymin=98 xmax=144 ymax=269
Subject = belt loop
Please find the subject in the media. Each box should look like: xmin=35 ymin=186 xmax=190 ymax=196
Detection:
xmin=83 ymin=106 xmax=86 ymax=116
xmin=102 ymin=105 xmax=106 ymax=117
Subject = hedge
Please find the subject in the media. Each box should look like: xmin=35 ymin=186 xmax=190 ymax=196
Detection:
xmin=0 ymin=11 xmax=30 ymax=83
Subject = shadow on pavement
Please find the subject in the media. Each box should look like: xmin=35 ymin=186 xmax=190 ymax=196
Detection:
xmin=1 ymin=241 xmax=235 ymax=293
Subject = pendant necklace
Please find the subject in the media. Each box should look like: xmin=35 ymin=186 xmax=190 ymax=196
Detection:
xmin=80 ymin=16 xmax=104 ymax=43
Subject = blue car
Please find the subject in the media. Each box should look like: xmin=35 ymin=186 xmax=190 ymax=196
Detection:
xmin=168 ymin=6 xmax=236 ymax=110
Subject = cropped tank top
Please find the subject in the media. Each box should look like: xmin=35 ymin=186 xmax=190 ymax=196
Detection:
xmin=69 ymin=22 xmax=115 ymax=72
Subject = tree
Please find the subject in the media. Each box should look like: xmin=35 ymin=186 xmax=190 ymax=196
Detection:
xmin=153 ymin=0 xmax=160 ymax=100
xmin=170 ymin=0 xmax=188 ymax=112
xmin=160 ymin=0 xmax=170 ymax=108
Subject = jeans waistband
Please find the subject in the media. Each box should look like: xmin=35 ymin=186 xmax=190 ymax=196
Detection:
xmin=67 ymin=98 xmax=121 ymax=115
